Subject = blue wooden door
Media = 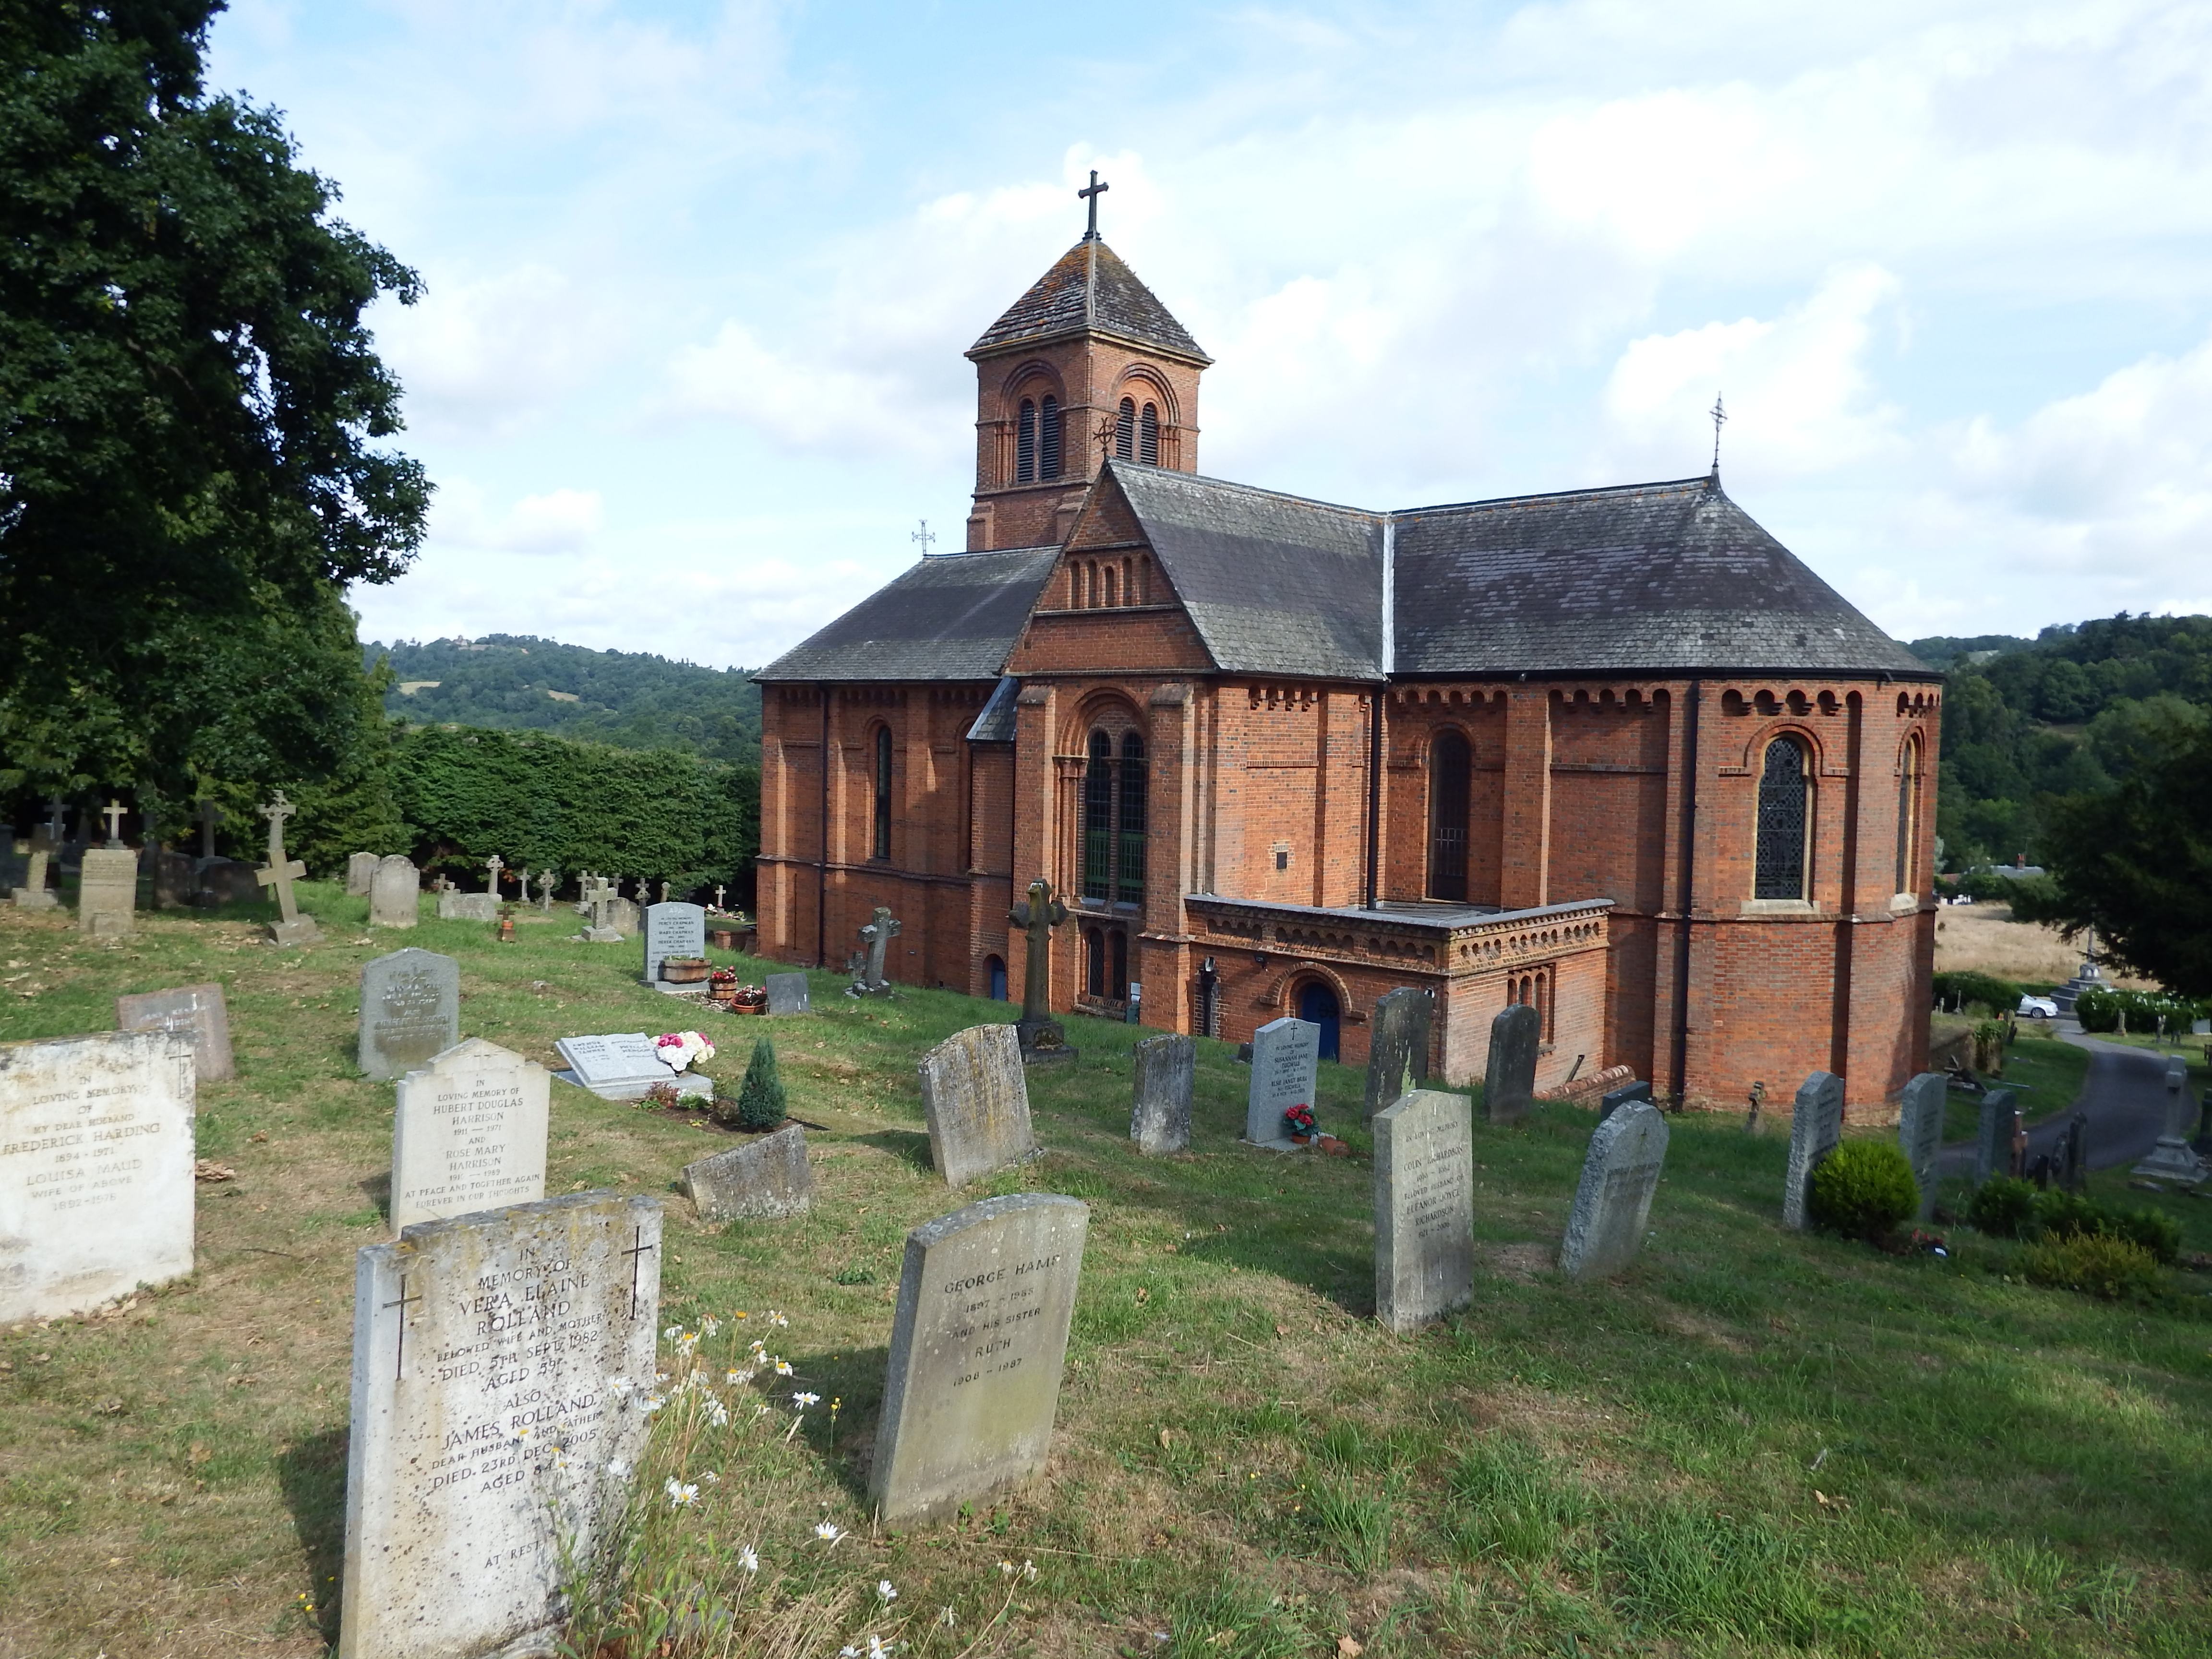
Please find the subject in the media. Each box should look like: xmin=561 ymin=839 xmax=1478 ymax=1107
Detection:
xmin=1298 ymin=982 xmax=1341 ymax=1061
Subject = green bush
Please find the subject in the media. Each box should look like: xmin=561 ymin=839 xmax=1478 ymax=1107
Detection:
xmin=2107 ymin=1205 xmax=2183 ymax=1265
xmin=2072 ymin=986 xmax=2205 ymax=1035
xmin=1967 ymin=1176 xmax=2040 ymax=1239
xmin=1968 ymin=1179 xmax=2185 ymax=1264
xmin=2020 ymin=1233 xmax=2163 ymax=1301
xmin=716 ymin=1037 xmax=787 ymax=1131
xmin=1933 ymin=970 xmax=2025 ymax=1017
xmin=1806 ymin=1140 xmax=1918 ymax=1240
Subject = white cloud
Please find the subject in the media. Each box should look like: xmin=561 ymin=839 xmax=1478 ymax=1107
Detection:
xmin=432 ymin=481 xmax=606 ymax=554
xmin=374 ymin=265 xmax=623 ymax=436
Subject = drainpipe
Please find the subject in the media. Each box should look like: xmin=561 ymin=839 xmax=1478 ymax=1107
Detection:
xmin=1671 ymin=679 xmax=1701 ymax=1108
xmin=1364 ymin=517 xmax=1395 ymax=911
xmin=817 ymin=683 xmax=831 ymax=968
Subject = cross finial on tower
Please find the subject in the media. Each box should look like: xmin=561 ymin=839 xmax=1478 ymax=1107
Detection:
xmin=1078 ymin=169 xmax=1109 ymax=239
xmin=911 ymin=518 xmax=936 ymax=555
xmin=1709 ymin=392 xmax=1728 ymax=474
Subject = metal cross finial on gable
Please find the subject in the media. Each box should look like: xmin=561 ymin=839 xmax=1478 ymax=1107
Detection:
xmin=1709 ymin=392 xmax=1727 ymax=473
xmin=1079 ymin=169 xmax=1109 ymax=239
xmin=911 ymin=519 xmax=935 ymax=555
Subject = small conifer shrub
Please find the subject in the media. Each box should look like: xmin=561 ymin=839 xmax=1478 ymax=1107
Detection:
xmin=2021 ymin=1232 xmax=2162 ymax=1301
xmin=1806 ymin=1140 xmax=1918 ymax=1240
xmin=1966 ymin=1176 xmax=2040 ymax=1238
xmin=717 ymin=1036 xmax=787 ymax=1131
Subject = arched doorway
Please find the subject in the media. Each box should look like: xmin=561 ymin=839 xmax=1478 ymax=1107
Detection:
xmin=1297 ymin=980 xmax=1341 ymax=1061
xmin=986 ymin=955 xmax=1007 ymax=1001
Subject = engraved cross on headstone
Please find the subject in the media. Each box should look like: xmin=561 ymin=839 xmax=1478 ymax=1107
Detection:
xmin=382 ymin=1273 xmax=424 ymax=1381
xmin=621 ymin=1226 xmax=656 ymax=1319
xmin=101 ymin=798 xmax=128 ymax=845
xmin=254 ymin=791 xmax=308 ymax=923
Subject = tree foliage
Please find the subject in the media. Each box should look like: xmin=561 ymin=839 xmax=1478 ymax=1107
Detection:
xmin=0 ymin=1 xmax=427 ymax=802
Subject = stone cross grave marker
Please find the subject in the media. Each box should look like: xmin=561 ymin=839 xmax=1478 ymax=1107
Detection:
xmin=0 ymin=1030 xmax=196 ymax=1322
xmin=2131 ymin=1058 xmax=2207 ymax=1184
xmin=77 ymin=845 xmax=138 ymax=937
xmin=1783 ymin=1070 xmax=1846 ymax=1229
xmin=346 ymin=852 xmax=379 ymax=895
xmin=765 ymin=972 xmax=812 ymax=1016
xmin=358 ymin=948 xmax=461 ymax=1083
xmin=917 ymin=1023 xmax=1038 ymax=1186
xmin=1373 ymin=1088 xmax=1475 ymax=1331
xmin=1131 ymin=1032 xmax=1195 ymax=1155
xmin=534 ymin=869 xmax=555 ymax=911
xmin=713 ymin=883 xmax=726 ymax=910
xmin=1245 ymin=1016 xmax=1320 ymax=1149
xmin=1009 ymin=878 xmax=1074 ymax=1061
xmin=850 ymin=905 xmax=901 ymax=996
xmin=1599 ymin=1079 xmax=1653 ymax=1123
xmin=255 ymin=790 xmax=321 ymax=947
xmin=368 ymin=854 xmax=420 ymax=928
xmin=553 ymin=1033 xmax=712 ymax=1101
xmin=1484 ymin=1002 xmax=1541 ymax=1123
xmin=339 ymin=1192 xmax=661 ymax=1659
xmin=681 ymin=1123 xmax=815 ymax=1223
xmin=869 ymin=1191 xmax=1089 ymax=1526
xmin=101 ymin=797 xmax=127 ymax=843
xmin=1559 ymin=1098 xmax=1671 ymax=1280
xmin=1972 ymin=1087 xmax=2018 ymax=1185
xmin=195 ymin=797 xmax=220 ymax=859
xmin=1897 ymin=1072 xmax=1947 ymax=1220
xmin=483 ymin=853 xmax=504 ymax=898
xmin=642 ymin=901 xmax=708 ymax=990
xmin=390 ymin=1038 xmax=550 ymax=1231
xmin=116 ymin=983 xmax=235 ymax=1083
xmin=1363 ymin=986 xmax=1434 ymax=1119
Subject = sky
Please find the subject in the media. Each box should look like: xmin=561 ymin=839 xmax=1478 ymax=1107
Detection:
xmin=206 ymin=0 xmax=2212 ymax=670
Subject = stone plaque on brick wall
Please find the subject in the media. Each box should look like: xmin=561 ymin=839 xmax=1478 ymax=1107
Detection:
xmin=116 ymin=983 xmax=235 ymax=1083
xmin=1784 ymin=1070 xmax=1845 ymax=1229
xmin=1244 ymin=1017 xmax=1320 ymax=1148
xmin=0 ymin=1030 xmax=195 ymax=1322
xmin=77 ymin=846 xmax=138 ymax=937
xmin=681 ymin=1123 xmax=814 ymax=1222
xmin=868 ymin=1192 xmax=1088 ymax=1526
xmin=918 ymin=1024 xmax=1037 ymax=1187
xmin=359 ymin=948 xmax=461 ymax=1082
xmin=1373 ymin=1088 xmax=1475 ymax=1332
xmin=1363 ymin=987 xmax=1434 ymax=1119
xmin=1897 ymin=1072 xmax=1947 ymax=1220
xmin=1131 ymin=1032 xmax=1194 ymax=1155
xmin=1559 ymin=1098 xmax=1670 ymax=1280
xmin=339 ymin=1192 xmax=660 ymax=1659
xmin=1485 ymin=1003 xmax=1540 ymax=1123
xmin=390 ymin=1039 xmax=549 ymax=1231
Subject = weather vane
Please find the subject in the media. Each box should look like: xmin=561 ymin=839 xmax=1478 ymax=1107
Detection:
xmin=1079 ymin=169 xmax=1109 ymax=239
xmin=1709 ymin=392 xmax=1727 ymax=473
xmin=911 ymin=518 xmax=936 ymax=555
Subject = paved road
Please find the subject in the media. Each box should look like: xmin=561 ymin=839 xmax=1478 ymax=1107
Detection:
xmin=1936 ymin=1028 xmax=2195 ymax=1179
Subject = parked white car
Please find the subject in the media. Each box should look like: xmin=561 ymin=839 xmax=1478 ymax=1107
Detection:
xmin=2018 ymin=995 xmax=2058 ymax=1019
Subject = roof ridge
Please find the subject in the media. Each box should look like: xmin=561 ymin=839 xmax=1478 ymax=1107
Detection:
xmin=1108 ymin=458 xmax=1382 ymax=524
xmin=1394 ymin=475 xmax=1718 ymax=518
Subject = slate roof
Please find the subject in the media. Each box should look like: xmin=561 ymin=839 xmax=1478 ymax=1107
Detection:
xmin=967 ymin=238 xmax=1211 ymax=365
xmin=1391 ymin=475 xmax=1935 ymax=678
xmin=966 ymin=675 xmax=1021 ymax=743
xmin=755 ymin=547 xmax=1059 ymax=683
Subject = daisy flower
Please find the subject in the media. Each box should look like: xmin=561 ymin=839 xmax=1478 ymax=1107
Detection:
xmin=815 ymin=1522 xmax=842 ymax=1542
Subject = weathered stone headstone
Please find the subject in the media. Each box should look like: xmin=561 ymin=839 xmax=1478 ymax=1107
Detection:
xmin=152 ymin=847 xmax=198 ymax=909
xmin=77 ymin=846 xmax=138 ymax=937
xmin=2130 ymin=1058 xmax=2207 ymax=1184
xmin=1009 ymin=878 xmax=1075 ymax=1063
xmin=195 ymin=857 xmax=260 ymax=907
xmin=917 ymin=1024 xmax=1037 ymax=1186
xmin=534 ymin=868 xmax=556 ymax=911
xmin=358 ymin=948 xmax=462 ymax=1082
xmin=869 ymin=1192 xmax=1088 ymax=1526
xmin=1598 ymin=1079 xmax=1653 ymax=1123
xmin=1373 ymin=1088 xmax=1475 ymax=1331
xmin=1972 ymin=1087 xmax=2018 ymax=1185
xmin=346 ymin=852 xmax=380 ymax=896
xmin=1363 ymin=987 xmax=1434 ymax=1118
xmin=116 ymin=983 xmax=236 ymax=1083
xmin=681 ymin=1123 xmax=815 ymax=1222
xmin=1484 ymin=1003 xmax=1541 ymax=1123
xmin=11 ymin=836 xmax=57 ymax=909
xmin=848 ymin=905 xmax=902 ymax=996
xmin=553 ymin=1033 xmax=712 ymax=1101
xmin=390 ymin=1039 xmax=550 ymax=1231
xmin=255 ymin=790 xmax=321 ymax=947
xmin=609 ymin=895 xmax=640 ymax=937
xmin=1558 ymin=1098 xmax=1670 ymax=1280
xmin=765 ymin=972 xmax=811 ymax=1016
xmin=1244 ymin=1016 xmax=1321 ymax=1148
xmin=340 ymin=1192 xmax=660 ymax=1659
xmin=368 ymin=854 xmax=420 ymax=928
xmin=642 ymin=901 xmax=708 ymax=989
xmin=1897 ymin=1072 xmax=1947 ymax=1220
xmin=1783 ymin=1070 xmax=1846 ymax=1228
xmin=1130 ymin=1032 xmax=1194 ymax=1155
xmin=435 ymin=890 xmax=499 ymax=923
xmin=0 ymin=1030 xmax=196 ymax=1322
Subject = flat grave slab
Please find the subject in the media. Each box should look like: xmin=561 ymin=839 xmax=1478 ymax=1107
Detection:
xmin=553 ymin=1033 xmax=711 ymax=1101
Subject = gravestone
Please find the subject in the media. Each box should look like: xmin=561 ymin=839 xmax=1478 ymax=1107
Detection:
xmin=346 ymin=852 xmax=380 ymax=895
xmin=340 ymin=1192 xmax=660 ymax=1659
xmin=535 ymin=869 xmax=556 ymax=911
xmin=0 ymin=1029 xmax=196 ymax=1322
xmin=849 ymin=905 xmax=901 ymax=996
xmin=642 ymin=901 xmax=708 ymax=989
xmin=1484 ymin=1003 xmax=1541 ymax=1123
xmin=358 ymin=948 xmax=461 ymax=1082
xmin=1973 ymin=1087 xmax=2018 ymax=1185
xmin=1783 ymin=1070 xmax=1846 ymax=1229
xmin=116 ymin=983 xmax=236 ymax=1083
xmin=1130 ymin=1032 xmax=1195 ymax=1155
xmin=1558 ymin=1098 xmax=1671 ymax=1280
xmin=1896 ymin=1072 xmax=1947 ymax=1220
xmin=195 ymin=857 xmax=260 ymax=907
xmin=1598 ymin=1079 xmax=1653 ymax=1123
xmin=609 ymin=895 xmax=641 ymax=937
xmin=1244 ymin=1016 xmax=1321 ymax=1149
xmin=1373 ymin=1088 xmax=1476 ymax=1331
xmin=681 ymin=1123 xmax=815 ymax=1222
xmin=390 ymin=1039 xmax=550 ymax=1231
xmin=1008 ymin=878 xmax=1075 ymax=1063
xmin=11 ymin=837 xmax=57 ymax=909
xmin=436 ymin=890 xmax=499 ymax=923
xmin=255 ymin=791 xmax=321 ymax=947
xmin=2130 ymin=1058 xmax=2207 ymax=1184
xmin=869 ymin=1192 xmax=1089 ymax=1526
xmin=917 ymin=1024 xmax=1037 ymax=1187
xmin=765 ymin=972 xmax=811 ymax=1016
xmin=77 ymin=846 xmax=138 ymax=937
xmin=553 ymin=1033 xmax=712 ymax=1101
xmin=368 ymin=854 xmax=420 ymax=928
xmin=1363 ymin=986 xmax=1434 ymax=1118
xmin=152 ymin=847 xmax=198 ymax=909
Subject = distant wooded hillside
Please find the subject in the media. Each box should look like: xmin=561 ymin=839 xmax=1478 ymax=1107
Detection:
xmin=367 ymin=635 xmax=761 ymax=765
xmin=1906 ymin=614 xmax=2212 ymax=870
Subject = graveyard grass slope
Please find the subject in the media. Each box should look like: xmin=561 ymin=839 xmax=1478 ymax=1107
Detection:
xmin=0 ymin=890 xmax=2208 ymax=1658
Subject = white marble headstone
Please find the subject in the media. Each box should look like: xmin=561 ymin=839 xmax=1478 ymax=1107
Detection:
xmin=391 ymin=1039 xmax=550 ymax=1231
xmin=642 ymin=902 xmax=707 ymax=987
xmin=1244 ymin=1017 xmax=1320 ymax=1148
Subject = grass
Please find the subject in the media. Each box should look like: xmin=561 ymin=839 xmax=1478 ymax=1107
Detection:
xmin=2 ymin=884 xmax=2211 ymax=1656
xmin=1929 ymin=1019 xmax=2096 ymax=1144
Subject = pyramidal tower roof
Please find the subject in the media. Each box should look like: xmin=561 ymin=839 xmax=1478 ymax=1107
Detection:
xmin=966 ymin=237 xmax=1211 ymax=366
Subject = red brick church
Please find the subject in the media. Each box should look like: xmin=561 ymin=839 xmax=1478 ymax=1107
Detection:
xmin=756 ymin=205 xmax=1941 ymax=1114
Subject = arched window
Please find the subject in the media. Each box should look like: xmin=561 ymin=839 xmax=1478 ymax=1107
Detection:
xmin=871 ymin=726 xmax=893 ymax=860
xmin=1118 ymin=732 xmax=1147 ymax=906
xmin=1040 ymin=395 xmax=1062 ymax=480
xmin=1083 ymin=729 xmax=1114 ymax=900
xmin=1115 ymin=397 xmax=1136 ymax=460
xmin=1016 ymin=399 xmax=1036 ymax=483
xmin=1103 ymin=565 xmax=1118 ymax=606
xmin=986 ymin=955 xmax=1008 ymax=1001
xmin=1895 ymin=736 xmax=1920 ymax=894
xmin=1140 ymin=402 xmax=1160 ymax=465
xmin=1428 ymin=729 xmax=1471 ymax=902
xmin=1755 ymin=736 xmax=1809 ymax=900
xmin=1080 ymin=724 xmax=1148 ymax=909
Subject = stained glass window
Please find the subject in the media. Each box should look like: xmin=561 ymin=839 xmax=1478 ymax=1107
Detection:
xmin=1755 ymin=737 xmax=1809 ymax=899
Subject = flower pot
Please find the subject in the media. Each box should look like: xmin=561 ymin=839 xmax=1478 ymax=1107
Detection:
xmin=661 ymin=958 xmax=711 ymax=984
xmin=1290 ymin=1133 xmax=1312 ymax=1145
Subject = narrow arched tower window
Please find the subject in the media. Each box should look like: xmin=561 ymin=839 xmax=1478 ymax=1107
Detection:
xmin=1755 ymin=736 xmax=1810 ymax=900
xmin=1016 ymin=399 xmax=1036 ymax=483
xmin=1040 ymin=395 xmax=1062 ymax=480
xmin=872 ymin=726 xmax=893 ymax=860
xmin=1083 ymin=729 xmax=1114 ymax=900
xmin=1895 ymin=736 xmax=1920 ymax=894
xmin=1118 ymin=731 xmax=1147 ymax=907
xmin=1116 ymin=397 xmax=1136 ymax=460
xmin=1140 ymin=402 xmax=1160 ymax=465
xmin=1429 ymin=728 xmax=1470 ymax=902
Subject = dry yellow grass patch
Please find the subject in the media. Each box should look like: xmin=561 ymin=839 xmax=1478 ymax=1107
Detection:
xmin=1933 ymin=904 xmax=2153 ymax=987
